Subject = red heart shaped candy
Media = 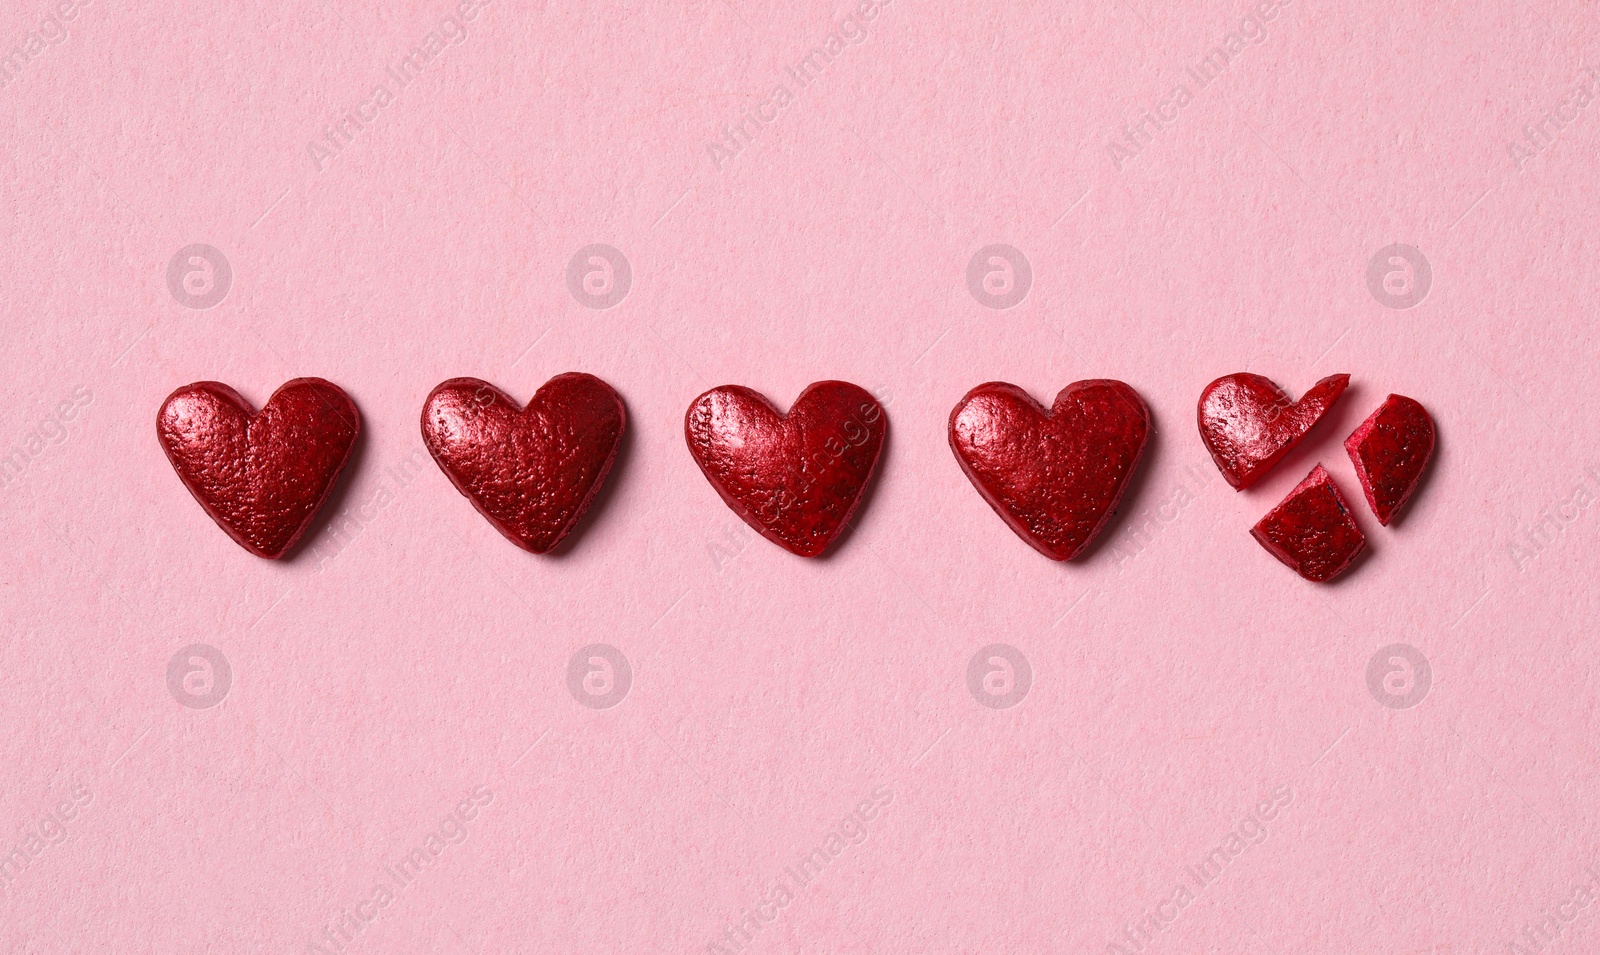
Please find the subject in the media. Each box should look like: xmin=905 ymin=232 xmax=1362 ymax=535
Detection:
xmin=1198 ymin=372 xmax=1350 ymax=489
xmin=1250 ymin=464 xmax=1366 ymax=581
xmin=1344 ymin=394 xmax=1435 ymax=526
xmin=684 ymin=381 xmax=886 ymax=557
xmin=421 ymin=374 xmax=626 ymax=553
xmin=157 ymin=379 xmax=361 ymax=558
xmin=948 ymin=380 xmax=1150 ymax=560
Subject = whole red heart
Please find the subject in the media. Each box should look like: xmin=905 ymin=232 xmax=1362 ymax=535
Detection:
xmin=156 ymin=378 xmax=360 ymax=559
xmin=421 ymin=373 xmax=626 ymax=553
xmin=949 ymin=380 xmax=1150 ymax=560
xmin=684 ymin=381 xmax=886 ymax=558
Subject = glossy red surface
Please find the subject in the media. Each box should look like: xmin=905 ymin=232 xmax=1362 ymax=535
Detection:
xmin=948 ymin=380 xmax=1150 ymax=561
xmin=684 ymin=381 xmax=886 ymax=558
xmin=156 ymin=378 xmax=360 ymax=559
xmin=1344 ymin=394 xmax=1435 ymax=526
xmin=1198 ymin=372 xmax=1350 ymax=489
xmin=421 ymin=374 xmax=626 ymax=553
xmin=1250 ymin=464 xmax=1366 ymax=582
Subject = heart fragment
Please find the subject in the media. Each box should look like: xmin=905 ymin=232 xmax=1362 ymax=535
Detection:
xmin=1250 ymin=464 xmax=1366 ymax=582
xmin=1344 ymin=394 xmax=1435 ymax=526
xmin=1198 ymin=373 xmax=1349 ymax=489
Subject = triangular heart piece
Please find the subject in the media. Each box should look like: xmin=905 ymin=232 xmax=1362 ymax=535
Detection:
xmin=1344 ymin=394 xmax=1435 ymax=525
xmin=948 ymin=380 xmax=1150 ymax=560
xmin=1250 ymin=464 xmax=1366 ymax=582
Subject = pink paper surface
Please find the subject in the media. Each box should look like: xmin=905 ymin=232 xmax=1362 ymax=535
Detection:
xmin=4 ymin=0 xmax=1600 ymax=951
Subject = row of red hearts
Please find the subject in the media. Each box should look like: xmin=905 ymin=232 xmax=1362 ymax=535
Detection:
xmin=155 ymin=372 xmax=1434 ymax=583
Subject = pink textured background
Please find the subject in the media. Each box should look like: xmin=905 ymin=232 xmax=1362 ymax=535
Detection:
xmin=5 ymin=0 xmax=1600 ymax=951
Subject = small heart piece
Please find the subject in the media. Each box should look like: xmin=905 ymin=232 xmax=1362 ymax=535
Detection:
xmin=157 ymin=379 xmax=360 ymax=559
xmin=1344 ymin=394 xmax=1435 ymax=526
xmin=422 ymin=374 xmax=626 ymax=554
xmin=1198 ymin=372 xmax=1350 ymax=489
xmin=685 ymin=381 xmax=886 ymax=558
xmin=949 ymin=380 xmax=1150 ymax=560
xmin=1250 ymin=464 xmax=1366 ymax=582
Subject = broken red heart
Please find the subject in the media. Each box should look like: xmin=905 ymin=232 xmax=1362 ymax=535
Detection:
xmin=1239 ymin=390 xmax=1436 ymax=582
xmin=1250 ymin=464 xmax=1366 ymax=582
xmin=684 ymin=381 xmax=886 ymax=558
xmin=948 ymin=380 xmax=1150 ymax=561
xmin=1345 ymin=394 xmax=1435 ymax=526
xmin=1198 ymin=372 xmax=1350 ymax=489
xmin=157 ymin=378 xmax=360 ymax=559
xmin=421 ymin=373 xmax=626 ymax=554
